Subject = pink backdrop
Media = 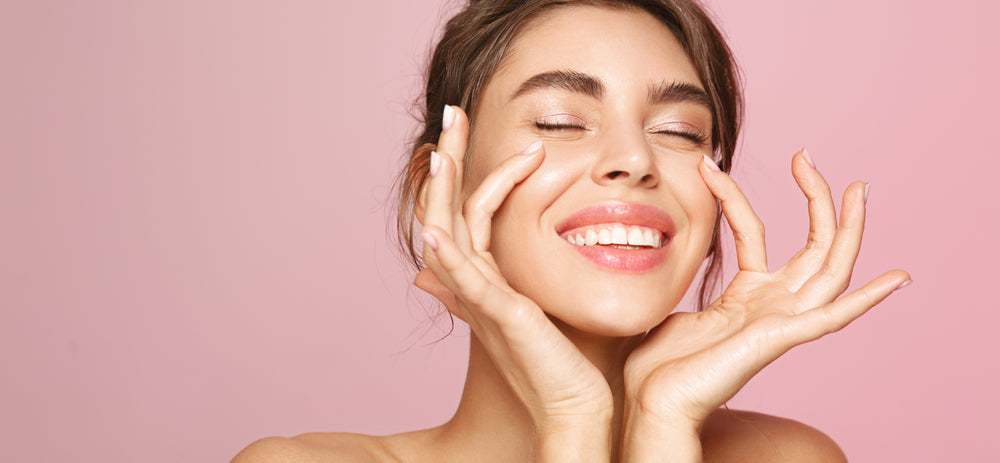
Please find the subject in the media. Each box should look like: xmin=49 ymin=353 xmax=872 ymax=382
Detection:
xmin=2 ymin=1 xmax=997 ymax=461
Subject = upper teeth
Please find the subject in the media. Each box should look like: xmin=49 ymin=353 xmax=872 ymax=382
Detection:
xmin=563 ymin=224 xmax=663 ymax=248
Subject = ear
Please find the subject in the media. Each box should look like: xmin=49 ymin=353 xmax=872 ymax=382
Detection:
xmin=412 ymin=143 xmax=436 ymax=225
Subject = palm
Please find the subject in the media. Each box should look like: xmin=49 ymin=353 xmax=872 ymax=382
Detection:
xmin=624 ymin=154 xmax=909 ymax=425
xmin=418 ymin=106 xmax=612 ymax=422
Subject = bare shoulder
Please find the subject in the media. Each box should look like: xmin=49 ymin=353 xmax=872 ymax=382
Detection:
xmin=231 ymin=432 xmax=401 ymax=463
xmin=700 ymin=409 xmax=847 ymax=463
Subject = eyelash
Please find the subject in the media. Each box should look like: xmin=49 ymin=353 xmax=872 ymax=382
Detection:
xmin=535 ymin=122 xmax=584 ymax=132
xmin=534 ymin=122 xmax=709 ymax=144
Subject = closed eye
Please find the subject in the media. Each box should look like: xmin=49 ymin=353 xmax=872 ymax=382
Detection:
xmin=535 ymin=121 xmax=708 ymax=144
xmin=653 ymin=129 xmax=709 ymax=144
xmin=535 ymin=121 xmax=586 ymax=131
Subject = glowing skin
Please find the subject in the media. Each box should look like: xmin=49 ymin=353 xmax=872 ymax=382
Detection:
xmin=465 ymin=7 xmax=717 ymax=337
xmin=233 ymin=5 xmax=911 ymax=463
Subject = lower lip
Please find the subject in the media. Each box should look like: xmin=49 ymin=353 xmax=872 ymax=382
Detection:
xmin=570 ymin=242 xmax=669 ymax=272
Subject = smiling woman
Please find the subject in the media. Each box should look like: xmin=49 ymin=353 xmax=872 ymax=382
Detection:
xmin=233 ymin=1 xmax=910 ymax=462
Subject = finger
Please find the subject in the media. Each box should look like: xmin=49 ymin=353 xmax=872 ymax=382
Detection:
xmin=794 ymin=149 xmax=837 ymax=257
xmin=421 ymin=225 xmax=503 ymax=318
xmin=785 ymin=269 xmax=911 ymax=346
xmin=422 ymin=151 xmax=457 ymax=239
xmin=700 ymin=155 xmax=767 ymax=272
xmin=465 ymin=142 xmax=544 ymax=252
xmin=414 ymin=268 xmax=462 ymax=319
xmin=423 ymin=225 xmax=563 ymax=345
xmin=437 ymin=105 xmax=470 ymax=211
xmin=778 ymin=150 xmax=838 ymax=284
xmin=796 ymin=181 xmax=868 ymax=304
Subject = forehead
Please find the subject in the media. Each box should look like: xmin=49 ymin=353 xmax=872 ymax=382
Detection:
xmin=488 ymin=5 xmax=703 ymax=101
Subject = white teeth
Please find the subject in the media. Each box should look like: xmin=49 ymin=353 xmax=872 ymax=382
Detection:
xmin=628 ymin=228 xmax=644 ymax=246
xmin=598 ymin=229 xmax=612 ymax=245
xmin=611 ymin=226 xmax=628 ymax=245
xmin=565 ymin=224 xmax=664 ymax=248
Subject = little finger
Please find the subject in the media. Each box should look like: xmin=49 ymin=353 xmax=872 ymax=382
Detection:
xmin=421 ymin=225 xmax=506 ymax=317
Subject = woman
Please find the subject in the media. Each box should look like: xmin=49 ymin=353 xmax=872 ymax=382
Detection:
xmin=235 ymin=0 xmax=910 ymax=461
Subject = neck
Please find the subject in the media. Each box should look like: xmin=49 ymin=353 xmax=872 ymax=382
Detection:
xmin=437 ymin=320 xmax=643 ymax=462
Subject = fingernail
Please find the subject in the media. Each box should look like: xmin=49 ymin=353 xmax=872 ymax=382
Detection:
xmin=429 ymin=151 xmax=440 ymax=177
xmin=702 ymin=154 xmax=721 ymax=171
xmin=421 ymin=230 xmax=439 ymax=250
xmin=864 ymin=182 xmax=870 ymax=204
xmin=442 ymin=105 xmax=455 ymax=131
xmin=520 ymin=140 xmax=543 ymax=155
xmin=801 ymin=148 xmax=816 ymax=168
xmin=896 ymin=279 xmax=912 ymax=290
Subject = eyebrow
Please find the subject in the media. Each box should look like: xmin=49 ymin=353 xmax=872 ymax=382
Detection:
xmin=647 ymin=81 xmax=713 ymax=110
xmin=510 ymin=69 xmax=713 ymax=111
xmin=510 ymin=70 xmax=605 ymax=100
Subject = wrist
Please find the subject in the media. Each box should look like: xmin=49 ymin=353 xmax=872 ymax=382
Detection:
xmin=620 ymin=407 xmax=702 ymax=463
xmin=533 ymin=413 xmax=613 ymax=463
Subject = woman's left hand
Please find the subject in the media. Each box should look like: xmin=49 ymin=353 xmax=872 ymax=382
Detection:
xmin=620 ymin=151 xmax=910 ymax=460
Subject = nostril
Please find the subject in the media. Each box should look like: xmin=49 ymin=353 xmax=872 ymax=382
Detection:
xmin=606 ymin=170 xmax=626 ymax=180
xmin=640 ymin=173 xmax=654 ymax=183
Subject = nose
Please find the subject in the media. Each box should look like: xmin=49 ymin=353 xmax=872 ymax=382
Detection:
xmin=590 ymin=127 xmax=659 ymax=189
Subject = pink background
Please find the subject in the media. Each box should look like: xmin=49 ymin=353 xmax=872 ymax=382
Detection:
xmin=2 ymin=0 xmax=997 ymax=461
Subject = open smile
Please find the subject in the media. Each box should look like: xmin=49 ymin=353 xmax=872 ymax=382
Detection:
xmin=560 ymin=223 xmax=664 ymax=248
xmin=555 ymin=201 xmax=675 ymax=272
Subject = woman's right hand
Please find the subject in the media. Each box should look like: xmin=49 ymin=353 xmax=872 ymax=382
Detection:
xmin=416 ymin=105 xmax=613 ymax=460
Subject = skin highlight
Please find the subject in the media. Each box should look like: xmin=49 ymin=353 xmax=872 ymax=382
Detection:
xmin=466 ymin=7 xmax=717 ymax=337
xmin=233 ymin=4 xmax=910 ymax=463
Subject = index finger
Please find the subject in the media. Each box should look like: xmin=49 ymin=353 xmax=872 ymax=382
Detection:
xmin=700 ymin=154 xmax=768 ymax=273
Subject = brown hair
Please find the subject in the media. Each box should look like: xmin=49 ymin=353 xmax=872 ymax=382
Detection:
xmin=395 ymin=0 xmax=743 ymax=310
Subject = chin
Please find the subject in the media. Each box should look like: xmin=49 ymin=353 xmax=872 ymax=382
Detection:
xmin=544 ymin=294 xmax=678 ymax=338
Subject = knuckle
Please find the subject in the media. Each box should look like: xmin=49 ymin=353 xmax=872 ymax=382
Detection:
xmin=814 ymin=183 xmax=832 ymax=198
xmin=461 ymin=200 xmax=476 ymax=218
xmin=816 ymin=265 xmax=850 ymax=295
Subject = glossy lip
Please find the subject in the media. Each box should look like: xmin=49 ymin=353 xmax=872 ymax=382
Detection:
xmin=554 ymin=201 xmax=675 ymax=273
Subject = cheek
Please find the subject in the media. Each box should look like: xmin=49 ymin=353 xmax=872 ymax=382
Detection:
xmin=486 ymin=157 xmax=582 ymax=288
xmin=489 ymin=156 xmax=579 ymax=239
xmin=664 ymin=158 xmax=718 ymax=248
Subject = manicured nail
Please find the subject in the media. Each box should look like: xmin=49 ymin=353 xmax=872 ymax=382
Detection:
xmin=896 ymin=279 xmax=912 ymax=290
xmin=442 ymin=105 xmax=455 ymax=131
xmin=429 ymin=151 xmax=440 ymax=177
xmin=520 ymin=140 xmax=543 ymax=154
xmin=702 ymin=154 xmax=721 ymax=171
xmin=421 ymin=230 xmax=439 ymax=250
xmin=801 ymin=148 xmax=816 ymax=168
xmin=864 ymin=182 xmax=870 ymax=204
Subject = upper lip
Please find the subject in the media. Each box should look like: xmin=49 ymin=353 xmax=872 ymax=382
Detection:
xmin=554 ymin=201 xmax=676 ymax=237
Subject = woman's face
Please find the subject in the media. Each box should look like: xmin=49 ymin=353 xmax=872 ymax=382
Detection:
xmin=465 ymin=6 xmax=717 ymax=337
